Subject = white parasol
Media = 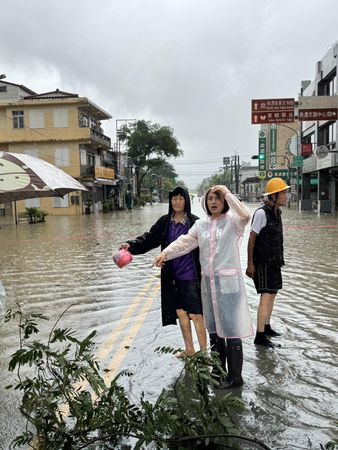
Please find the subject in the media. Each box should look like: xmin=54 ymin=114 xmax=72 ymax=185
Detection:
xmin=0 ymin=152 xmax=87 ymax=202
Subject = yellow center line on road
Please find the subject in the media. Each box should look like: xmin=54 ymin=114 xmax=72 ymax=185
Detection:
xmin=95 ymin=277 xmax=159 ymax=363
xmin=59 ymin=277 xmax=160 ymax=417
xmin=103 ymin=283 xmax=160 ymax=387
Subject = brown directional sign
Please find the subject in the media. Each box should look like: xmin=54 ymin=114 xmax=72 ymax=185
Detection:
xmin=251 ymin=98 xmax=295 ymax=124
xmin=251 ymin=111 xmax=295 ymax=124
xmin=298 ymin=108 xmax=338 ymax=121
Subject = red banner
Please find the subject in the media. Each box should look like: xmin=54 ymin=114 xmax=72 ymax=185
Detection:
xmin=301 ymin=143 xmax=313 ymax=156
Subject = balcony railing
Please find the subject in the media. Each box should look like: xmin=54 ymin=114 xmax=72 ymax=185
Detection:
xmin=90 ymin=128 xmax=111 ymax=148
xmin=80 ymin=165 xmax=95 ymax=177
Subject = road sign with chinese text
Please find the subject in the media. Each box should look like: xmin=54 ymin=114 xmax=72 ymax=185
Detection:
xmin=292 ymin=156 xmax=303 ymax=168
xmin=251 ymin=98 xmax=295 ymax=124
xmin=271 ymin=169 xmax=289 ymax=179
xmin=270 ymin=125 xmax=277 ymax=168
xmin=298 ymin=108 xmax=338 ymax=121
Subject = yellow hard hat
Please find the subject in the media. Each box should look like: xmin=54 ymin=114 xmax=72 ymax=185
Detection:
xmin=264 ymin=177 xmax=290 ymax=196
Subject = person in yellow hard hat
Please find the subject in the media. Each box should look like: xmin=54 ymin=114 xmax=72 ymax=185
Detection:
xmin=246 ymin=177 xmax=290 ymax=348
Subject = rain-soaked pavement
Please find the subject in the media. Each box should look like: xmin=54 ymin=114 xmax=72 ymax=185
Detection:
xmin=0 ymin=201 xmax=337 ymax=450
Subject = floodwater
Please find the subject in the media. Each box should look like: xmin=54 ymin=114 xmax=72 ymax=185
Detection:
xmin=0 ymin=202 xmax=337 ymax=450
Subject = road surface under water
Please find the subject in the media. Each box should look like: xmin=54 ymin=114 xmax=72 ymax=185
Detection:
xmin=0 ymin=202 xmax=337 ymax=449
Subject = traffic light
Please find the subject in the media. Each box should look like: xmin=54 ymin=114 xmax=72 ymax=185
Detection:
xmin=251 ymin=155 xmax=259 ymax=160
xmin=258 ymin=133 xmax=266 ymax=170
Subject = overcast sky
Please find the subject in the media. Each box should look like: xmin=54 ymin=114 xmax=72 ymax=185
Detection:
xmin=1 ymin=0 xmax=338 ymax=188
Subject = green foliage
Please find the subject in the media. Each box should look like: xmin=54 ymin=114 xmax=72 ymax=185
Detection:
xmin=102 ymin=201 xmax=113 ymax=213
xmin=119 ymin=120 xmax=183 ymax=198
xmin=5 ymin=306 xmax=272 ymax=450
xmin=196 ymin=172 xmax=231 ymax=196
xmin=320 ymin=439 xmax=338 ymax=450
xmin=132 ymin=196 xmax=146 ymax=207
xmin=24 ymin=207 xmax=48 ymax=223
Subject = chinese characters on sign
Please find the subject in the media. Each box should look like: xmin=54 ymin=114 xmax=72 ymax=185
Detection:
xmin=298 ymin=108 xmax=338 ymax=121
xmin=258 ymin=131 xmax=266 ymax=171
xmin=251 ymin=98 xmax=295 ymax=124
xmin=270 ymin=124 xmax=277 ymax=169
xmin=252 ymin=99 xmax=295 ymax=112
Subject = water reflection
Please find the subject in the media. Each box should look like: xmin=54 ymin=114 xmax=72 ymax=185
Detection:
xmin=0 ymin=203 xmax=337 ymax=449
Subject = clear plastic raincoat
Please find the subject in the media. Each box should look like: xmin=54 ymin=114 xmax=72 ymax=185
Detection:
xmin=162 ymin=191 xmax=254 ymax=339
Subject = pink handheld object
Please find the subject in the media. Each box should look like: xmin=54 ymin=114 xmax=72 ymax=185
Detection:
xmin=113 ymin=249 xmax=133 ymax=268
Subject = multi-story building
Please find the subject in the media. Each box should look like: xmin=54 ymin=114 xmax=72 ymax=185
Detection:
xmin=0 ymin=79 xmax=116 ymax=216
xmin=300 ymin=43 xmax=338 ymax=213
xmin=257 ymin=121 xmax=299 ymax=202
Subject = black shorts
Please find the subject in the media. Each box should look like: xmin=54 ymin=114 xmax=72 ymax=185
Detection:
xmin=253 ymin=265 xmax=282 ymax=294
xmin=173 ymin=279 xmax=203 ymax=315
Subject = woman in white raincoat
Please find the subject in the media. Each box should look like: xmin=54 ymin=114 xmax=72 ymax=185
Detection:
xmin=155 ymin=185 xmax=254 ymax=388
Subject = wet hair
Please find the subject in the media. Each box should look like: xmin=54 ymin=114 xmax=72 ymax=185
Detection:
xmin=205 ymin=188 xmax=229 ymax=216
xmin=170 ymin=186 xmax=186 ymax=197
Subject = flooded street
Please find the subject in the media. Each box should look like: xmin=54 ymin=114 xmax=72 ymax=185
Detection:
xmin=0 ymin=202 xmax=337 ymax=450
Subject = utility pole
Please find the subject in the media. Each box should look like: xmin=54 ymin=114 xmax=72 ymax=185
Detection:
xmin=222 ymin=156 xmax=230 ymax=185
xmin=234 ymin=154 xmax=240 ymax=194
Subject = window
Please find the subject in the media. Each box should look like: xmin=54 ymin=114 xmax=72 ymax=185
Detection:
xmin=53 ymin=194 xmax=69 ymax=208
xmin=12 ymin=111 xmax=24 ymax=129
xmin=86 ymin=152 xmax=95 ymax=166
xmin=24 ymin=198 xmax=40 ymax=208
xmin=318 ymin=122 xmax=337 ymax=149
xmin=0 ymin=86 xmax=7 ymax=92
xmin=53 ymin=108 xmax=68 ymax=128
xmin=29 ymin=110 xmax=45 ymax=129
xmin=318 ymin=69 xmax=337 ymax=96
xmin=55 ymin=148 xmax=70 ymax=167
xmin=80 ymin=148 xmax=87 ymax=165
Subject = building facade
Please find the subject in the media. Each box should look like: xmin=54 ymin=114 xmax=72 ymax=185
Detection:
xmin=258 ymin=121 xmax=299 ymax=202
xmin=300 ymin=43 xmax=338 ymax=213
xmin=0 ymin=80 xmax=117 ymax=216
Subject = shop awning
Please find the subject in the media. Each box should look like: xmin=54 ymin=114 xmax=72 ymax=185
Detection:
xmin=95 ymin=178 xmax=117 ymax=186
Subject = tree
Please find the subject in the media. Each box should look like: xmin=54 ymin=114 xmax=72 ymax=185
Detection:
xmin=119 ymin=120 xmax=183 ymax=198
xmin=196 ymin=171 xmax=231 ymax=196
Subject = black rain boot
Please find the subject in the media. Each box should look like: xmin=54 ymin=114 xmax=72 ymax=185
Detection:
xmin=254 ymin=331 xmax=281 ymax=348
xmin=221 ymin=342 xmax=244 ymax=389
xmin=264 ymin=324 xmax=282 ymax=337
xmin=209 ymin=333 xmax=226 ymax=379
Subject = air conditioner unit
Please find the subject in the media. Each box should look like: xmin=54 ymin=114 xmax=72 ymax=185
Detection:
xmin=79 ymin=117 xmax=89 ymax=127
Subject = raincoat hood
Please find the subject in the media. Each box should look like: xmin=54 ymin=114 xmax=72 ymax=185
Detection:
xmin=168 ymin=186 xmax=192 ymax=218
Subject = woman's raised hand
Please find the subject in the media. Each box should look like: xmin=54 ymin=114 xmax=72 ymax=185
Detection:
xmin=211 ymin=185 xmax=230 ymax=198
xmin=119 ymin=242 xmax=130 ymax=250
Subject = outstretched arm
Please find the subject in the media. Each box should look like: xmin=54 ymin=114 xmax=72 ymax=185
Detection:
xmin=120 ymin=217 xmax=163 ymax=255
xmin=154 ymin=223 xmax=199 ymax=267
